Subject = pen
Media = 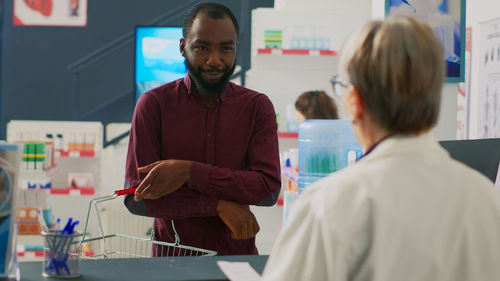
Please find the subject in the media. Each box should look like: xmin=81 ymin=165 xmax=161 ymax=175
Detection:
xmin=37 ymin=209 xmax=48 ymax=232
xmin=53 ymin=218 xmax=61 ymax=231
xmin=46 ymin=218 xmax=79 ymax=275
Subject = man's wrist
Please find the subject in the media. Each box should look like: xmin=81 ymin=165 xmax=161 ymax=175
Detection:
xmin=184 ymin=160 xmax=193 ymax=183
xmin=216 ymin=199 xmax=227 ymax=213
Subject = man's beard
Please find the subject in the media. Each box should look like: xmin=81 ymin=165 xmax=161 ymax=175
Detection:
xmin=184 ymin=58 xmax=236 ymax=95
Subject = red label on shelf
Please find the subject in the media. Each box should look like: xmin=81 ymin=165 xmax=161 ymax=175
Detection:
xmin=278 ymin=132 xmax=298 ymax=138
xmin=50 ymin=187 xmax=95 ymax=196
xmin=18 ymin=250 xmax=44 ymax=258
xmin=56 ymin=150 xmax=96 ymax=158
xmin=257 ymin=48 xmax=337 ymax=56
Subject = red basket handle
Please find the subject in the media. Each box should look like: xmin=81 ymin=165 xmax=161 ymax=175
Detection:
xmin=114 ymin=187 xmax=137 ymax=196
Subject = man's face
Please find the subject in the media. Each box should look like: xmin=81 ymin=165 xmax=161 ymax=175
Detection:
xmin=180 ymin=13 xmax=238 ymax=95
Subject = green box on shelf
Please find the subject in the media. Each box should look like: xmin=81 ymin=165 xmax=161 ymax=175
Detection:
xmin=264 ymin=29 xmax=282 ymax=49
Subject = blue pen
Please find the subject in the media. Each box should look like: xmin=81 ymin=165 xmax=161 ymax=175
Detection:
xmin=37 ymin=210 xmax=48 ymax=232
xmin=51 ymin=218 xmax=61 ymax=231
xmin=59 ymin=220 xmax=79 ymax=274
xmin=62 ymin=218 xmax=73 ymax=234
xmin=60 ymin=221 xmax=79 ymax=267
xmin=68 ymin=220 xmax=79 ymax=234
xmin=47 ymin=218 xmax=76 ymax=275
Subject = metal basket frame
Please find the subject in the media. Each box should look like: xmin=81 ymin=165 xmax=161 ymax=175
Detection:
xmin=79 ymin=193 xmax=217 ymax=259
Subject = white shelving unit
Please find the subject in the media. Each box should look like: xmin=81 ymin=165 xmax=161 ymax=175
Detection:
xmin=247 ymin=5 xmax=372 ymax=131
xmin=7 ymin=120 xmax=103 ymax=261
xmin=245 ymin=0 xmax=373 ymax=253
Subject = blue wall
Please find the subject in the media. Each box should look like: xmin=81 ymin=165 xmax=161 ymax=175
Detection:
xmin=0 ymin=0 xmax=273 ymax=139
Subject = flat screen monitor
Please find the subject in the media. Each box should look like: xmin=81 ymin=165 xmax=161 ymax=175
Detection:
xmin=439 ymin=138 xmax=500 ymax=183
xmin=135 ymin=26 xmax=187 ymax=102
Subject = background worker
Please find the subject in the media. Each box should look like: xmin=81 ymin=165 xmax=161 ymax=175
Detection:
xmin=295 ymin=90 xmax=339 ymax=122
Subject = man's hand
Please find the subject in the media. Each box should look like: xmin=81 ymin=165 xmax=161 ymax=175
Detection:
xmin=217 ymin=200 xmax=260 ymax=240
xmin=134 ymin=160 xmax=192 ymax=201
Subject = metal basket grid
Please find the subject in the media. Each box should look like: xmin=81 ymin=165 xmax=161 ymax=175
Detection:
xmin=79 ymin=193 xmax=217 ymax=259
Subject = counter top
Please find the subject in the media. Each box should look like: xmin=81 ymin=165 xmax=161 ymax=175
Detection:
xmin=19 ymin=255 xmax=269 ymax=281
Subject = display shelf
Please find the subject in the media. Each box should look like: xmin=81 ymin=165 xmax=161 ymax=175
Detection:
xmin=281 ymin=166 xmax=298 ymax=184
xmin=257 ymin=48 xmax=337 ymax=56
xmin=17 ymin=250 xmax=44 ymax=259
xmin=17 ymin=237 xmax=44 ymax=261
xmin=49 ymin=187 xmax=95 ymax=196
xmin=278 ymin=132 xmax=298 ymax=138
xmin=55 ymin=150 xmax=96 ymax=158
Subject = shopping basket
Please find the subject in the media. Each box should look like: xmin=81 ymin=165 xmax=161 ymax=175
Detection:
xmin=78 ymin=188 xmax=217 ymax=259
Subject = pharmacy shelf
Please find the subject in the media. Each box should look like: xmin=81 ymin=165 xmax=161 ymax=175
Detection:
xmin=257 ymin=48 xmax=337 ymax=56
xmin=17 ymin=250 xmax=44 ymax=259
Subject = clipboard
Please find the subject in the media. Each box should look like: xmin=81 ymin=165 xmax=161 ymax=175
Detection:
xmin=0 ymin=143 xmax=22 ymax=280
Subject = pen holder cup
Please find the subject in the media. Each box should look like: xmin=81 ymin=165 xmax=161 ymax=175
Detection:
xmin=42 ymin=230 xmax=83 ymax=278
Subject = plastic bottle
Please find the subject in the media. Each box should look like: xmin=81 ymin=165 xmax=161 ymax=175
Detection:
xmin=54 ymin=134 xmax=64 ymax=152
xmin=44 ymin=134 xmax=54 ymax=169
xmin=67 ymin=133 xmax=77 ymax=151
xmin=298 ymin=120 xmax=362 ymax=193
xmin=84 ymin=132 xmax=95 ymax=152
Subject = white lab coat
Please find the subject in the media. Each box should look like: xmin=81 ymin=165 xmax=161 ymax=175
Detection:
xmin=262 ymin=133 xmax=500 ymax=281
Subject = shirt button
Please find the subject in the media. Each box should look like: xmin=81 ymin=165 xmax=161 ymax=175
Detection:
xmin=208 ymin=162 xmax=212 ymax=166
xmin=182 ymin=209 xmax=186 ymax=213
xmin=207 ymin=133 xmax=212 ymax=138
xmin=206 ymin=206 xmax=211 ymax=210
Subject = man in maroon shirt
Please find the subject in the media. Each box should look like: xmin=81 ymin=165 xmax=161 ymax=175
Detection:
xmin=124 ymin=2 xmax=281 ymax=255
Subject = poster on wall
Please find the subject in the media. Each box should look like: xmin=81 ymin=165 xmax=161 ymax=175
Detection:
xmin=456 ymin=27 xmax=471 ymax=140
xmin=13 ymin=0 xmax=87 ymax=27
xmin=478 ymin=17 xmax=500 ymax=138
xmin=385 ymin=0 xmax=465 ymax=82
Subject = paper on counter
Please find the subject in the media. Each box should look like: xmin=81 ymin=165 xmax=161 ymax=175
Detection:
xmin=217 ymin=261 xmax=261 ymax=281
xmin=495 ymin=161 xmax=500 ymax=190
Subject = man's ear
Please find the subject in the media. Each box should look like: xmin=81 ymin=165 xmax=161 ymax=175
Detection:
xmin=346 ymin=86 xmax=365 ymax=123
xmin=180 ymin=38 xmax=186 ymax=57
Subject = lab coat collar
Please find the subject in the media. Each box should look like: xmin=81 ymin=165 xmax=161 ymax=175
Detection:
xmin=357 ymin=132 xmax=446 ymax=163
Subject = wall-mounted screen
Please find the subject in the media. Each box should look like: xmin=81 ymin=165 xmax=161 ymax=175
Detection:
xmin=135 ymin=26 xmax=187 ymax=102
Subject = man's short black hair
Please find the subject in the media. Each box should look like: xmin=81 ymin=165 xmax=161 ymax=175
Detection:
xmin=182 ymin=2 xmax=239 ymax=38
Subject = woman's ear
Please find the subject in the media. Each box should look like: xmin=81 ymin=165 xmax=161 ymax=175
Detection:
xmin=345 ymin=86 xmax=365 ymax=123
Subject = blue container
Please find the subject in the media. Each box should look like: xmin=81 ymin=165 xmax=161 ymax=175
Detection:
xmin=298 ymin=120 xmax=362 ymax=193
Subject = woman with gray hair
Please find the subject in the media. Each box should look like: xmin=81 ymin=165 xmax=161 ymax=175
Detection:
xmin=262 ymin=17 xmax=500 ymax=281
